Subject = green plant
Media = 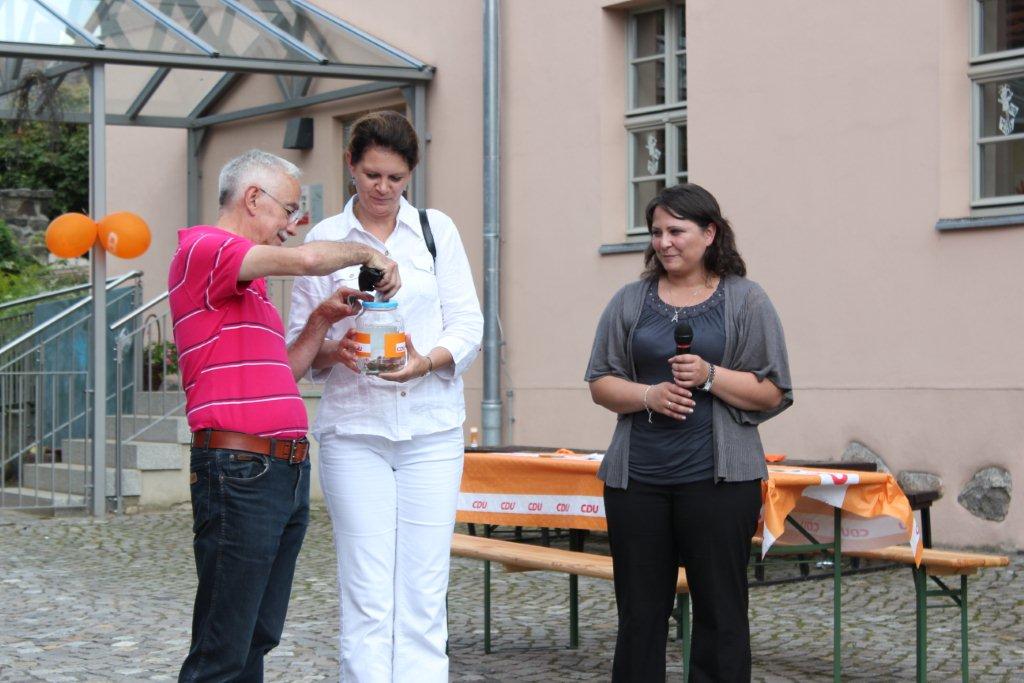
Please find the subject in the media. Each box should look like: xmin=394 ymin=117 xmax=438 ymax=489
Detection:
xmin=0 ymin=69 xmax=89 ymax=216
xmin=0 ymin=121 xmax=89 ymax=216
xmin=143 ymin=340 xmax=179 ymax=390
xmin=0 ymin=222 xmax=86 ymax=305
xmin=0 ymin=220 xmax=32 ymax=270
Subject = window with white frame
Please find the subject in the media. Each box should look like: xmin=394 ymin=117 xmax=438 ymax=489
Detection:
xmin=971 ymin=0 xmax=1024 ymax=209
xmin=626 ymin=1 xmax=686 ymax=235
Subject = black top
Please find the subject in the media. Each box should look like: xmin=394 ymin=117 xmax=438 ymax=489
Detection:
xmin=628 ymin=280 xmax=725 ymax=484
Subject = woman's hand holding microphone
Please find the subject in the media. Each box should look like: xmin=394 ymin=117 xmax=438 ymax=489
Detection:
xmin=669 ymin=352 xmax=712 ymax=389
xmin=643 ymin=350 xmax=713 ymax=422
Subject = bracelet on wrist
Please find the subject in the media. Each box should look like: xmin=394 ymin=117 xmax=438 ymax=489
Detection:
xmin=699 ymin=362 xmax=716 ymax=392
xmin=642 ymin=384 xmax=654 ymax=423
xmin=424 ymin=355 xmax=434 ymax=377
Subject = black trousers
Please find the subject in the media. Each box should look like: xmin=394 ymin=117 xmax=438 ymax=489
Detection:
xmin=604 ymin=477 xmax=762 ymax=683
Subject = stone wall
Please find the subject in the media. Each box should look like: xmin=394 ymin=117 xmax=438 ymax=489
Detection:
xmin=0 ymin=188 xmax=54 ymax=261
xmin=842 ymin=441 xmax=1013 ymax=526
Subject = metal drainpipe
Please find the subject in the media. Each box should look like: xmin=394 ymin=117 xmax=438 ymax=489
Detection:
xmin=481 ymin=0 xmax=502 ymax=446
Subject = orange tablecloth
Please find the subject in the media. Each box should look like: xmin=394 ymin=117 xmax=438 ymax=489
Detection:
xmin=457 ymin=452 xmax=922 ymax=564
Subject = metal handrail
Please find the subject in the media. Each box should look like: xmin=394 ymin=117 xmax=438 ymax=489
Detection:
xmin=0 ymin=273 xmax=138 ymax=313
xmin=110 ymin=291 xmax=169 ymax=331
xmin=0 ymin=271 xmax=143 ymax=359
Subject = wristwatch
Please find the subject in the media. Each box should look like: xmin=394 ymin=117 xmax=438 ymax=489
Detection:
xmin=699 ymin=362 xmax=716 ymax=392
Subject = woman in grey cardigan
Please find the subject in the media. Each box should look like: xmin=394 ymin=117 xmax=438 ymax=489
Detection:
xmin=585 ymin=183 xmax=792 ymax=682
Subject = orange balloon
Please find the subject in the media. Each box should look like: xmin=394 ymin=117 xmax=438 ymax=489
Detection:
xmin=45 ymin=213 xmax=97 ymax=259
xmin=98 ymin=212 xmax=151 ymax=259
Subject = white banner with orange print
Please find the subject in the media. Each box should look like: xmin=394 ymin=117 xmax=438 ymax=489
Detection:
xmin=458 ymin=454 xmax=923 ymax=563
xmin=761 ymin=465 xmax=923 ymax=565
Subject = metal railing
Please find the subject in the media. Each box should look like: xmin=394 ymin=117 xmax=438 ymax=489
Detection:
xmin=1 ymin=272 xmax=295 ymax=513
xmin=105 ymin=277 xmax=294 ymax=512
xmin=0 ymin=271 xmax=143 ymax=512
xmin=0 ymin=278 xmax=103 ymax=346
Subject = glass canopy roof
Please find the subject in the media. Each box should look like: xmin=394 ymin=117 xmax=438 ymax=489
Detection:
xmin=0 ymin=0 xmax=433 ymax=127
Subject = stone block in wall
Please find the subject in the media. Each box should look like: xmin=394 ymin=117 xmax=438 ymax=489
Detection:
xmin=841 ymin=441 xmax=890 ymax=473
xmin=897 ymin=470 xmax=943 ymax=495
xmin=957 ymin=466 xmax=1012 ymax=522
xmin=0 ymin=188 xmax=55 ymax=264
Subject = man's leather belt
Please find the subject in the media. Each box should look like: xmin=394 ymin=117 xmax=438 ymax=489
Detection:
xmin=191 ymin=429 xmax=309 ymax=464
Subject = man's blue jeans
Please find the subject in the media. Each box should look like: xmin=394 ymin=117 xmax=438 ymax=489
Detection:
xmin=179 ymin=447 xmax=310 ymax=683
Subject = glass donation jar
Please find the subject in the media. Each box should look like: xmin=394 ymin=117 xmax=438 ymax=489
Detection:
xmin=352 ymin=301 xmax=407 ymax=375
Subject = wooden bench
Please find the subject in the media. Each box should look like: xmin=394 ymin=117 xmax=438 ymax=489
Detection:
xmin=451 ymin=533 xmax=691 ymax=668
xmin=839 ymin=545 xmax=1009 ymax=683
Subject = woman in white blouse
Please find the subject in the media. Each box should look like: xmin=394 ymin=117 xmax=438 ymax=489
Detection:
xmin=287 ymin=111 xmax=483 ymax=682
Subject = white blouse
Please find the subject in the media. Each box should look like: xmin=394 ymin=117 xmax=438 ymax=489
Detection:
xmin=286 ymin=196 xmax=483 ymax=442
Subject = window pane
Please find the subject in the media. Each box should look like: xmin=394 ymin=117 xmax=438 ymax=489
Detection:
xmin=46 ymin=0 xmax=206 ymax=54
xmin=677 ymin=2 xmax=686 ymax=50
xmin=136 ymin=68 xmax=222 ymax=117
xmin=979 ymin=0 xmax=1024 ymax=55
xmin=232 ymin=0 xmax=410 ymax=67
xmin=633 ymin=129 xmax=665 ymax=177
xmin=633 ymin=179 xmax=666 ymax=228
xmin=633 ymin=59 xmax=665 ymax=108
xmin=981 ymin=79 xmax=1024 ymax=137
xmin=142 ymin=0 xmax=314 ymax=61
xmin=979 ymin=138 xmax=1024 ymax=197
xmin=677 ymin=52 xmax=687 ymax=102
xmin=633 ymin=9 xmax=665 ymax=59
xmin=0 ymin=0 xmax=89 ymax=46
xmin=677 ymin=124 xmax=688 ymax=173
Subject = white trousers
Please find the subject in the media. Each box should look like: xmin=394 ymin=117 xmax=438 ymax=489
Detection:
xmin=318 ymin=427 xmax=464 ymax=683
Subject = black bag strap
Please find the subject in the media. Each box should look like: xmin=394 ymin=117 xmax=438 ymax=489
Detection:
xmin=418 ymin=208 xmax=437 ymax=262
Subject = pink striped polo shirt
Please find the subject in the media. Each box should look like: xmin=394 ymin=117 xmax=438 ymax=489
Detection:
xmin=168 ymin=225 xmax=307 ymax=439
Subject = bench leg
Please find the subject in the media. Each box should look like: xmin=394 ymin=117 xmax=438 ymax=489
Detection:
xmin=677 ymin=593 xmax=691 ymax=680
xmin=483 ymin=526 xmax=493 ymax=652
xmin=914 ymin=566 xmax=927 ymax=683
xmin=484 ymin=559 xmax=492 ymax=653
xmin=569 ymin=530 xmax=583 ymax=649
xmin=833 ymin=508 xmax=842 ymax=683
xmin=960 ymin=575 xmax=968 ymax=683
xmin=569 ymin=573 xmax=579 ymax=648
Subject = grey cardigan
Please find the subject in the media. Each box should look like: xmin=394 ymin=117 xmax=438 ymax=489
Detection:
xmin=584 ymin=275 xmax=793 ymax=488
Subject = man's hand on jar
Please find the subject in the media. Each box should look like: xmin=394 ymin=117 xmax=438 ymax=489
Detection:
xmin=315 ymin=287 xmax=372 ymax=325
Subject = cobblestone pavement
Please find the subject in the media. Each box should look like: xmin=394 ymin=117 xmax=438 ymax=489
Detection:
xmin=1 ymin=507 xmax=1021 ymax=682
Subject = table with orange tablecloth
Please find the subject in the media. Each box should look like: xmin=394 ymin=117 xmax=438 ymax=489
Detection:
xmin=457 ymin=451 xmax=922 ymax=560
xmin=456 ymin=450 xmax=923 ymax=682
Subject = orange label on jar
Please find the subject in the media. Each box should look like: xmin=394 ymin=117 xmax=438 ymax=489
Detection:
xmin=353 ymin=331 xmax=371 ymax=358
xmin=384 ymin=332 xmax=406 ymax=359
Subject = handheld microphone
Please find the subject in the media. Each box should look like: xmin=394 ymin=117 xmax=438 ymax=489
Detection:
xmin=674 ymin=322 xmax=694 ymax=355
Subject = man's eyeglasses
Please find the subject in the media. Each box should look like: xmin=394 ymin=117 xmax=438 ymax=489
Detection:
xmin=258 ymin=187 xmax=305 ymax=225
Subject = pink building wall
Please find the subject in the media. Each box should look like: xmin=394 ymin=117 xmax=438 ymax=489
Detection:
xmin=104 ymin=0 xmax=1020 ymax=548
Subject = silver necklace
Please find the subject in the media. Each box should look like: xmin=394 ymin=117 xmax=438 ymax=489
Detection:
xmin=665 ymin=278 xmax=713 ymax=323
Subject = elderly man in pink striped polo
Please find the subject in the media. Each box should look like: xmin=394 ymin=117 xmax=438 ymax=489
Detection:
xmin=169 ymin=149 xmax=398 ymax=683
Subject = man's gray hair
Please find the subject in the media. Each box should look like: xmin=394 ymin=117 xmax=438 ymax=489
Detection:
xmin=218 ymin=149 xmax=302 ymax=208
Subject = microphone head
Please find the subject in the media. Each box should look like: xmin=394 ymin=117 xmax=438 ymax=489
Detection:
xmin=674 ymin=322 xmax=694 ymax=349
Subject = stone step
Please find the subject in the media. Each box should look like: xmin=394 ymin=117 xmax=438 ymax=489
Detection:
xmin=0 ymin=486 xmax=87 ymax=510
xmin=126 ymin=391 xmax=187 ymax=415
xmin=105 ymin=415 xmax=190 ymax=443
xmin=21 ymin=463 xmax=141 ymax=497
xmin=62 ymin=439 xmax=184 ymax=470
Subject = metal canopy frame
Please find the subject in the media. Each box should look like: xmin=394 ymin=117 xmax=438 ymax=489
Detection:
xmin=0 ymin=0 xmax=434 ymax=128
xmin=0 ymin=0 xmax=434 ymax=515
